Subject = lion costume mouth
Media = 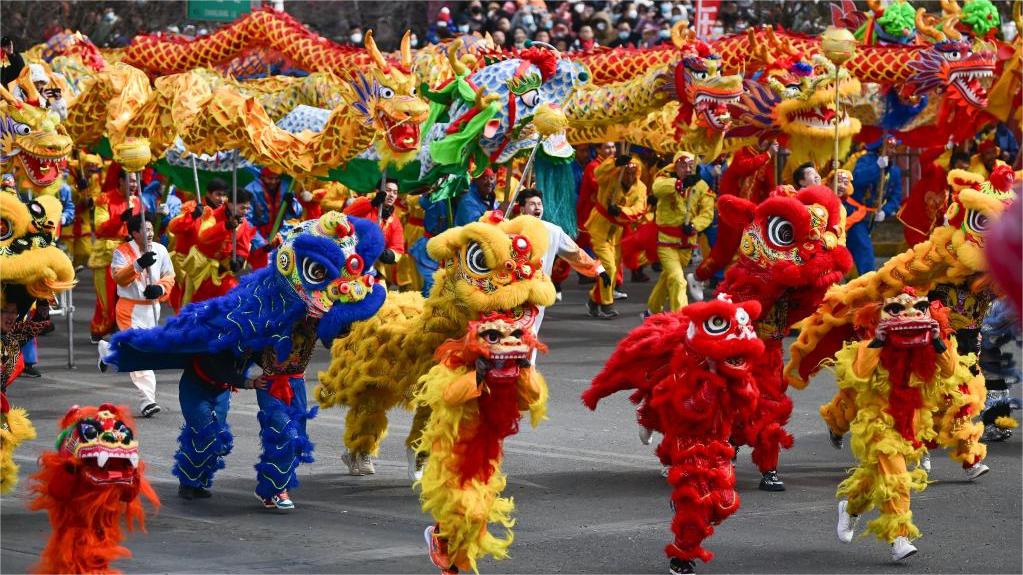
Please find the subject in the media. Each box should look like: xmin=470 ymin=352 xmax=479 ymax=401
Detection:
xmin=76 ymin=445 xmax=140 ymax=486
xmin=880 ymin=318 xmax=935 ymax=348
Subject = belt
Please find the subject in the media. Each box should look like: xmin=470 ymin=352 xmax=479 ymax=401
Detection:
xmin=407 ymin=217 xmax=424 ymax=227
xmin=266 ymin=373 xmax=303 ymax=405
xmin=844 ymin=197 xmax=875 ymax=229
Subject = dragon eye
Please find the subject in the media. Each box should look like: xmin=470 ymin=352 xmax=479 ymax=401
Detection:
xmin=692 ymin=71 xmax=709 ymax=80
xmin=464 ymin=241 xmax=490 ymax=275
xmin=521 ymin=90 xmax=539 ymax=107
xmin=944 ymin=50 xmax=962 ymax=61
xmin=766 ymin=216 xmax=795 ymax=247
xmin=409 ymin=86 xmax=417 ymax=96
xmin=115 ymin=421 xmax=134 ymax=444
xmin=481 ymin=329 xmax=502 ymax=343
xmin=965 ymin=210 xmax=989 ymax=234
xmin=300 ymin=258 xmax=328 ymax=284
xmin=379 ymin=87 xmax=395 ymax=99
xmin=13 ymin=122 xmax=31 ymax=136
xmin=703 ymin=316 xmax=730 ymax=335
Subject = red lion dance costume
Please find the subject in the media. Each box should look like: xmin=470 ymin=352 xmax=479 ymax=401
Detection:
xmin=29 ymin=404 xmax=159 ymax=574
xmin=583 ymin=295 xmax=765 ymax=574
xmin=695 ymin=185 xmax=852 ymax=491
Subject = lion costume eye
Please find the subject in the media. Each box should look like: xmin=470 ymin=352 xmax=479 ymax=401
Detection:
xmin=0 ymin=218 xmax=12 ymax=241
xmin=481 ymin=329 xmax=502 ymax=343
xmin=703 ymin=316 xmax=730 ymax=335
xmin=301 ymin=258 xmax=328 ymax=284
xmin=465 ymin=241 xmax=490 ymax=275
xmin=965 ymin=210 xmax=989 ymax=234
xmin=766 ymin=216 xmax=795 ymax=247
xmin=78 ymin=420 xmax=100 ymax=441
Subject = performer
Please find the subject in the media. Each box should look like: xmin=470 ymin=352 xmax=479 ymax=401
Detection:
xmin=89 ymin=163 xmax=137 ymax=343
xmin=169 ymin=178 xmax=226 ymax=307
xmin=577 ymin=142 xmax=616 ymax=252
xmin=246 ymin=167 xmax=301 ymax=238
xmin=418 ymin=311 xmax=548 ymax=575
xmin=845 ymin=137 xmax=902 ymax=275
xmin=455 ymin=169 xmax=497 ymax=226
xmin=61 ymin=152 xmax=105 ymax=269
xmin=100 ymin=212 xmax=386 ymax=510
xmin=645 ymin=152 xmax=715 ymax=316
xmin=832 ymin=290 xmax=988 ymax=562
xmin=191 ymin=189 xmax=268 ymax=302
xmin=110 ymin=214 xmax=175 ymax=417
xmin=396 ymin=193 xmax=426 ymax=293
xmin=718 ymin=138 xmax=778 ymax=204
xmin=585 ymin=154 xmax=647 ymax=319
xmin=344 ymin=181 xmax=405 ymax=286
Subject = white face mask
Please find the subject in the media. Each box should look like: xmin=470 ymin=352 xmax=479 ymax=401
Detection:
xmin=410 ymin=37 xmax=419 ymax=47
xmin=626 ymin=10 xmax=638 ymax=19
xmin=658 ymin=29 xmax=671 ymax=39
xmin=618 ymin=31 xmax=630 ymax=39
xmin=574 ymin=3 xmax=586 ymax=13
xmin=350 ymin=33 xmax=363 ymax=44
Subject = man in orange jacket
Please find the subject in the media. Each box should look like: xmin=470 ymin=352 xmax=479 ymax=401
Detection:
xmin=344 ymin=181 xmax=405 ymax=286
xmin=191 ymin=189 xmax=269 ymax=302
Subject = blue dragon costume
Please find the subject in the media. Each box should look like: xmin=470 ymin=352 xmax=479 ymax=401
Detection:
xmin=101 ymin=211 xmax=385 ymax=504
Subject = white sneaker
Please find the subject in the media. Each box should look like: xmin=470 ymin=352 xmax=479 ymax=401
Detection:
xmin=836 ymin=500 xmax=859 ymax=543
xmin=963 ymin=462 xmax=990 ymax=481
xmin=407 ymin=446 xmax=424 ymax=482
xmin=97 ymin=340 xmax=111 ymax=372
xmin=686 ymin=273 xmax=705 ymax=302
xmin=613 ymin=290 xmax=628 ymax=300
xmin=890 ymin=536 xmax=917 ymax=561
xmin=660 ymin=466 xmax=670 ymax=478
xmin=359 ymin=453 xmax=375 ymax=475
xmin=920 ymin=452 xmax=931 ymax=473
xmin=639 ymin=425 xmax=653 ymax=445
xmin=341 ymin=451 xmax=363 ymax=476
xmin=555 ymin=291 xmax=563 ymax=302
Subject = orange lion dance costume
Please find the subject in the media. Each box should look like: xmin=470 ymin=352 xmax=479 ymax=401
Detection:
xmin=29 ymin=404 xmax=159 ymax=574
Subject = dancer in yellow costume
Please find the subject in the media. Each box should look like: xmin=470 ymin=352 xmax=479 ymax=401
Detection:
xmin=645 ymin=152 xmax=714 ymax=315
xmin=832 ymin=289 xmax=988 ymax=562
xmin=584 ymin=154 xmax=646 ymax=319
xmin=61 ymin=153 xmax=105 ymax=267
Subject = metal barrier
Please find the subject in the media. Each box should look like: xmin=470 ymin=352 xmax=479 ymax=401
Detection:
xmin=46 ymin=287 xmax=75 ymax=369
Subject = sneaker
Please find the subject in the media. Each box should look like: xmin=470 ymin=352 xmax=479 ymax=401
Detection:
xmin=963 ymin=462 xmax=990 ymax=481
xmin=890 ymin=536 xmax=917 ymax=561
xmin=586 ymin=299 xmax=600 ymax=318
xmin=555 ymin=291 xmax=563 ymax=302
xmin=613 ymin=290 xmax=629 ymax=300
xmin=827 ymin=425 xmax=844 ymax=450
xmin=920 ymin=452 xmax=931 ymax=473
xmin=359 ymin=452 xmax=375 ymax=475
xmin=424 ymin=524 xmax=455 ymax=573
xmin=982 ymin=424 xmax=1012 ymax=442
xmin=341 ymin=451 xmax=363 ymax=476
xmin=21 ymin=365 xmax=42 ymax=378
xmin=836 ymin=500 xmax=859 ymax=543
xmin=178 ymin=485 xmax=212 ymax=500
xmin=641 ymin=310 xmax=652 ymax=319
xmin=639 ymin=425 xmax=653 ymax=445
xmin=90 ymin=335 xmax=103 ymax=345
xmin=97 ymin=340 xmax=111 ymax=373
xmin=599 ymin=304 xmax=619 ymax=319
xmin=140 ymin=403 xmax=162 ymax=418
xmin=407 ymin=446 xmax=424 ymax=482
xmin=686 ymin=273 xmax=705 ymax=302
xmin=257 ymin=490 xmax=295 ymax=511
xmin=660 ymin=466 xmax=670 ymax=478
xmin=758 ymin=470 xmax=785 ymax=492
xmin=669 ymin=557 xmax=695 ymax=574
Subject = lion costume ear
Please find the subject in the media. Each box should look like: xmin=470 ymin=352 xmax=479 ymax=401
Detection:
xmin=59 ymin=405 xmax=82 ymax=428
xmin=717 ymin=195 xmax=756 ymax=229
xmin=426 ymin=226 xmax=469 ymax=262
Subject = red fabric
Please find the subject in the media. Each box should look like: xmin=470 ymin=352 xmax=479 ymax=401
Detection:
xmin=621 ymin=220 xmax=659 ymax=270
xmin=718 ymin=146 xmax=774 ymax=204
xmin=297 ymin=189 xmax=325 ymax=221
xmin=195 ymin=205 xmax=261 ymax=263
xmin=267 ymin=374 xmax=298 ymax=405
xmin=343 ymin=197 xmax=406 ymax=254
xmin=90 ymin=267 xmax=117 ymax=339
xmin=900 ymin=148 xmax=949 ymax=246
xmin=986 ymin=199 xmax=1022 ymax=317
xmin=167 ymin=201 xmax=205 ymax=256
xmin=93 ymin=192 xmax=132 ymax=240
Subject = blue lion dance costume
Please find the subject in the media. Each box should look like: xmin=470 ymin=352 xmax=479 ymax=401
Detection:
xmin=102 ymin=212 xmax=385 ymax=504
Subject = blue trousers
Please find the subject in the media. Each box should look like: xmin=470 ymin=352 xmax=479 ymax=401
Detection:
xmin=845 ymin=220 xmax=876 ymax=276
xmin=254 ymin=377 xmax=317 ymax=498
xmin=21 ymin=338 xmax=37 ymax=365
xmin=173 ymin=370 xmax=234 ymax=489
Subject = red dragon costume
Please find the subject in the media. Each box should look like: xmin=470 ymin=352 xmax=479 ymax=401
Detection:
xmin=583 ymin=295 xmax=765 ymax=574
xmin=29 ymin=404 xmax=159 ymax=574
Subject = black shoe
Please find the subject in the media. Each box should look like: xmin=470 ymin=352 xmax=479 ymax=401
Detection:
xmin=828 ymin=427 xmax=844 ymax=450
xmin=632 ymin=269 xmax=651 ymax=283
xmin=759 ymin=470 xmax=785 ymax=492
xmin=599 ymin=304 xmax=620 ymax=319
xmin=586 ymin=299 xmax=600 ymax=318
xmin=669 ymin=558 xmax=695 ymax=574
xmin=178 ymin=485 xmax=212 ymax=500
xmin=21 ymin=365 xmax=42 ymax=378
xmin=141 ymin=403 xmax=163 ymax=418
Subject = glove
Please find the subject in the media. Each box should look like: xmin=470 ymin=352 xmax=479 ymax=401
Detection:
xmin=614 ymin=154 xmax=632 ymax=167
xmin=874 ymin=210 xmax=886 ymax=223
xmin=191 ymin=203 xmax=204 ymax=219
xmin=876 ymin=156 xmax=889 ymax=169
xmin=378 ymin=249 xmax=397 ymax=264
xmin=381 ymin=205 xmax=395 ymax=220
xmin=225 ymin=212 xmax=239 ymax=230
xmin=282 ymin=192 xmax=295 ymax=207
xmin=370 ymin=191 xmax=386 ymax=208
xmin=142 ymin=284 xmax=164 ymax=300
xmin=682 ymin=174 xmax=701 ymax=188
xmin=119 ymin=209 xmax=133 ymax=222
xmin=599 ymin=270 xmax=612 ymax=287
xmin=681 ymin=223 xmax=695 ymax=235
xmin=229 ymin=257 xmax=245 ymax=274
xmin=607 ymin=204 xmax=622 ymax=217
xmin=136 ymin=251 xmax=157 ymax=269
xmin=76 ymin=177 xmax=89 ymax=190
xmin=300 ymin=190 xmax=314 ymax=203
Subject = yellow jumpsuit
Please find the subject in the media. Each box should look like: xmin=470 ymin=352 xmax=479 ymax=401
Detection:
xmin=646 ymin=175 xmax=715 ymax=313
xmin=584 ymin=157 xmax=647 ymax=305
xmin=396 ymin=195 xmax=424 ymax=292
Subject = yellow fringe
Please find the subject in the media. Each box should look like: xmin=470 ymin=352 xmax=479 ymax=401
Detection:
xmin=0 ymin=407 xmax=38 ymax=494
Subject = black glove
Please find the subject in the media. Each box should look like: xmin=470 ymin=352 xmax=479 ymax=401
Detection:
xmin=381 ymin=205 xmax=394 ymax=220
xmin=607 ymin=204 xmax=622 ymax=217
xmin=85 ymin=197 xmax=95 ymax=210
xmin=77 ymin=177 xmax=89 ymax=190
xmin=229 ymin=257 xmax=245 ymax=274
xmin=681 ymin=224 xmax=695 ymax=236
xmin=614 ymin=154 xmax=632 ymax=167
xmin=378 ymin=249 xmax=397 ymax=264
xmin=599 ymin=270 xmax=612 ymax=287
xmin=370 ymin=191 xmax=386 ymax=208
xmin=682 ymin=174 xmax=702 ymax=188
xmin=191 ymin=203 xmax=204 ymax=219
xmin=136 ymin=251 xmax=157 ymax=269
xmin=120 ymin=209 xmax=133 ymax=222
xmin=932 ymin=337 xmax=947 ymax=353
xmin=225 ymin=212 xmax=239 ymax=230
xmin=142 ymin=284 xmax=164 ymax=300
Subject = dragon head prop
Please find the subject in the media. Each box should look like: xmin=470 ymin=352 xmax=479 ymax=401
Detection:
xmin=0 ymin=88 xmax=73 ymax=189
xmin=670 ymin=38 xmax=744 ymax=138
xmin=943 ymin=164 xmax=1017 ymax=270
xmin=52 ymin=404 xmax=144 ymax=487
xmin=428 ymin=212 xmax=556 ymax=323
xmin=38 ymin=30 xmax=107 ymax=72
xmin=0 ymin=191 xmax=76 ymax=307
xmin=346 ymin=31 xmax=430 ymax=168
xmin=940 ymin=0 xmax=1002 ymax=40
xmin=908 ymin=8 xmax=996 ymax=110
xmin=680 ymin=294 xmax=765 ymax=379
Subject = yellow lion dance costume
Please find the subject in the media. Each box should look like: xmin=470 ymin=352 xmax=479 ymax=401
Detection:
xmin=316 ymin=213 xmax=555 ymax=479
xmin=416 ymin=309 xmax=547 ymax=574
xmin=1 ymin=190 xmax=76 ymax=494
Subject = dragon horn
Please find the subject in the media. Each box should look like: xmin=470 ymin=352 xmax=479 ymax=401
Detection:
xmin=916 ymin=8 xmax=946 ymax=42
xmin=940 ymin=0 xmax=962 ymax=17
xmin=400 ymin=30 xmax=413 ymax=69
xmin=769 ymin=26 xmax=798 ymax=56
xmin=1015 ymin=0 xmax=1022 ymax=31
xmin=484 ymin=31 xmax=495 ymax=48
xmin=447 ymin=39 xmax=468 ymax=76
xmin=670 ymin=20 xmax=689 ymax=48
xmin=748 ymin=27 xmax=775 ymax=68
xmin=942 ymin=14 xmax=963 ymax=40
xmin=364 ymin=30 xmax=390 ymax=72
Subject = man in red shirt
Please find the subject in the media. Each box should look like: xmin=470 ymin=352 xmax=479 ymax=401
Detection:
xmin=344 ymin=181 xmax=404 ymax=286
xmin=191 ymin=189 xmax=268 ymax=302
xmin=719 ymin=138 xmax=778 ymax=204
xmin=166 ymin=179 xmax=228 ymax=311
xmin=89 ymin=163 xmax=137 ymax=342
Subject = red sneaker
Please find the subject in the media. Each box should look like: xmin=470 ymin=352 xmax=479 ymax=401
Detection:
xmin=424 ymin=524 xmax=456 ymax=574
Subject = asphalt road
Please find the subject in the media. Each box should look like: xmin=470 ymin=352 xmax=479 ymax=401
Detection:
xmin=2 ymin=271 xmax=1020 ymax=574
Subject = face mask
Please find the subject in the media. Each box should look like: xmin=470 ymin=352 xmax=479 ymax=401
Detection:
xmin=459 ymin=24 xmax=470 ymax=33
xmin=658 ymin=29 xmax=671 ymax=39
xmin=574 ymin=3 xmax=585 ymax=13
xmin=522 ymin=15 xmax=534 ymax=26
xmin=411 ymin=37 xmax=419 ymax=47
xmin=627 ymin=10 xmax=638 ymax=19
xmin=350 ymin=33 xmax=363 ymax=44
xmin=618 ymin=31 xmax=630 ymax=39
